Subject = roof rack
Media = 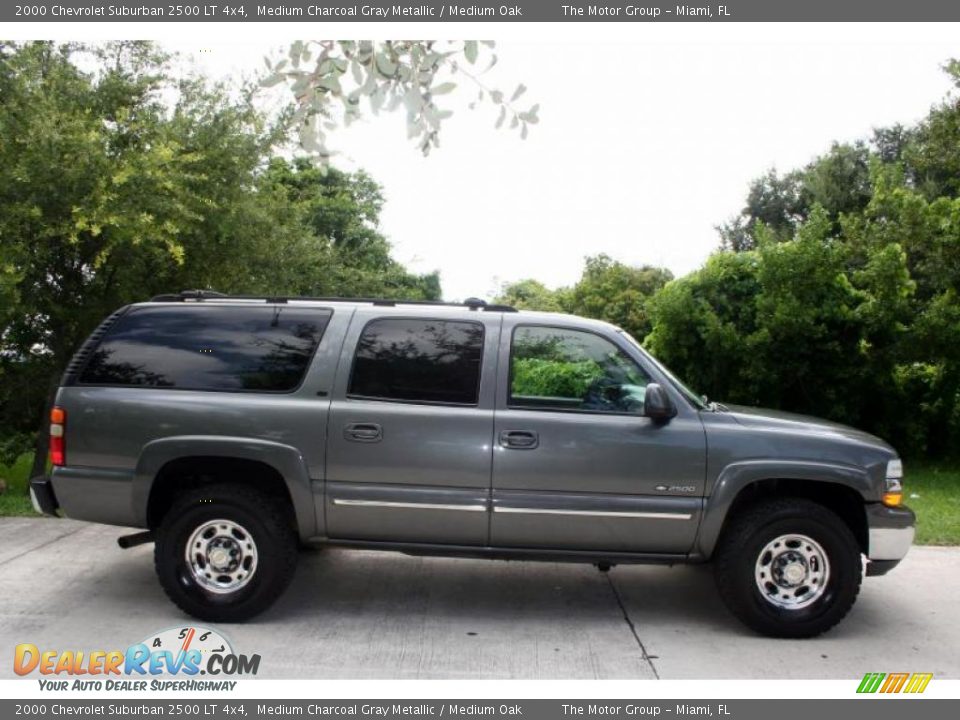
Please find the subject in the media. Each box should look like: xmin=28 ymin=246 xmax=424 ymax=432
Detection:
xmin=148 ymin=290 xmax=517 ymax=313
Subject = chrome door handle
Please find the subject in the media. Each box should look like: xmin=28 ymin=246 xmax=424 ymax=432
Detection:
xmin=344 ymin=423 xmax=383 ymax=442
xmin=499 ymin=430 xmax=539 ymax=449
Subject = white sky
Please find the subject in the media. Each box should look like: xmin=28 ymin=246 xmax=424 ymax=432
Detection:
xmin=150 ymin=29 xmax=960 ymax=300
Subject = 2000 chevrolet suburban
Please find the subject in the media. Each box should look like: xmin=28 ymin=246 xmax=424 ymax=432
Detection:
xmin=29 ymin=291 xmax=915 ymax=637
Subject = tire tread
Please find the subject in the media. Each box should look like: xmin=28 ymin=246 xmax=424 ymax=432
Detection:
xmin=714 ymin=496 xmax=862 ymax=638
xmin=154 ymin=483 xmax=298 ymax=622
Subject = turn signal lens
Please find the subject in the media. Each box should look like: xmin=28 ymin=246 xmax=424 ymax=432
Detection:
xmin=49 ymin=406 xmax=65 ymax=467
xmin=883 ymin=459 xmax=904 ymax=507
xmin=882 ymin=492 xmax=903 ymax=507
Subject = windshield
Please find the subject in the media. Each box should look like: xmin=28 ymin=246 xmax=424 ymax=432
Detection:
xmin=617 ymin=330 xmax=709 ymax=410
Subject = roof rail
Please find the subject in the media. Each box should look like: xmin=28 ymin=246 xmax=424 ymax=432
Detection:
xmin=147 ymin=290 xmax=517 ymax=313
xmin=150 ymin=289 xmax=228 ymax=302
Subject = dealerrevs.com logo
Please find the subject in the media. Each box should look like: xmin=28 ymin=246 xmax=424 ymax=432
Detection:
xmin=13 ymin=626 xmax=259 ymax=691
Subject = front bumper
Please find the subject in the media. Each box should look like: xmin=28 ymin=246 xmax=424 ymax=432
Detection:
xmin=866 ymin=503 xmax=915 ymax=576
xmin=29 ymin=475 xmax=60 ymax=516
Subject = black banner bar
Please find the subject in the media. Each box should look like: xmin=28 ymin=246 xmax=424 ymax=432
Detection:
xmin=5 ymin=0 xmax=960 ymax=23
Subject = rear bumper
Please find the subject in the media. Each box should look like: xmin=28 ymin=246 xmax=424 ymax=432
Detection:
xmin=29 ymin=476 xmax=59 ymax=516
xmin=866 ymin=503 xmax=915 ymax=576
xmin=50 ymin=465 xmax=139 ymax=528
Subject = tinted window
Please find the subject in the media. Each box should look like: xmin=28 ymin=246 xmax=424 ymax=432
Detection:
xmin=79 ymin=305 xmax=329 ymax=392
xmin=349 ymin=318 xmax=484 ymax=405
xmin=510 ymin=326 xmax=650 ymax=413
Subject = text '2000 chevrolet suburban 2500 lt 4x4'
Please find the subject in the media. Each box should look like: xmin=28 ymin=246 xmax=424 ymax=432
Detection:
xmin=29 ymin=291 xmax=915 ymax=637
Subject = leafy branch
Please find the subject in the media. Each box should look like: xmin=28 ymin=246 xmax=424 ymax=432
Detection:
xmin=263 ymin=40 xmax=539 ymax=162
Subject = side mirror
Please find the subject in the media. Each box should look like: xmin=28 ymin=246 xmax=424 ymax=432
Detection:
xmin=643 ymin=383 xmax=676 ymax=421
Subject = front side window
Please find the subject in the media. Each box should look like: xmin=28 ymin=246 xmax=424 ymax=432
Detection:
xmin=349 ymin=318 xmax=484 ymax=405
xmin=79 ymin=305 xmax=329 ymax=392
xmin=618 ymin=329 xmax=707 ymax=410
xmin=509 ymin=326 xmax=650 ymax=414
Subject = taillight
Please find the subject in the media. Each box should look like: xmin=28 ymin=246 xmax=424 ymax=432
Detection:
xmin=50 ymin=406 xmax=65 ymax=467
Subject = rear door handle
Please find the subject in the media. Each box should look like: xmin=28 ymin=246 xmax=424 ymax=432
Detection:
xmin=344 ymin=423 xmax=383 ymax=443
xmin=499 ymin=430 xmax=539 ymax=449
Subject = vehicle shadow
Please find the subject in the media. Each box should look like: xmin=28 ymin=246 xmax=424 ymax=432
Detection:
xmin=96 ymin=541 xmax=910 ymax=644
xmin=4 ymin=524 xmax=947 ymax=680
xmin=271 ymin=546 xmax=743 ymax=632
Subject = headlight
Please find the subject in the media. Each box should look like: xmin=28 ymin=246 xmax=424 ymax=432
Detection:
xmin=883 ymin=459 xmax=903 ymax=507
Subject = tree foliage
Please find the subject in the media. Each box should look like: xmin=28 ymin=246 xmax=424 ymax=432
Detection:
xmin=267 ymin=41 xmax=539 ymax=162
xmin=498 ymin=61 xmax=960 ymax=458
xmin=257 ymin=158 xmax=441 ymax=299
xmin=650 ymin=61 xmax=960 ymax=456
xmin=495 ymin=278 xmax=568 ymax=312
xmin=0 ymin=41 xmax=439 ymax=468
xmin=565 ymin=256 xmax=673 ymax=339
xmin=496 ymin=255 xmax=672 ymax=341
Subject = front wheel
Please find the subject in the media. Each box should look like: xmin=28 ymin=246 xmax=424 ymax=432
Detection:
xmin=155 ymin=483 xmax=297 ymax=622
xmin=714 ymin=497 xmax=862 ymax=638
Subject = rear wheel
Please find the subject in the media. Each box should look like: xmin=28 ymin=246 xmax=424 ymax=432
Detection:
xmin=155 ymin=483 xmax=297 ymax=622
xmin=714 ymin=497 xmax=862 ymax=638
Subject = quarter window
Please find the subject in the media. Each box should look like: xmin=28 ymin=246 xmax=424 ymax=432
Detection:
xmin=349 ymin=318 xmax=484 ymax=405
xmin=509 ymin=326 xmax=650 ymax=413
xmin=79 ymin=305 xmax=329 ymax=392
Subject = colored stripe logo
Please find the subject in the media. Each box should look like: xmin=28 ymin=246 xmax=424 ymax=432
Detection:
xmin=857 ymin=672 xmax=932 ymax=694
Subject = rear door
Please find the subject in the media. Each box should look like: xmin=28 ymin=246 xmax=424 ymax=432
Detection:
xmin=324 ymin=309 xmax=500 ymax=545
xmin=490 ymin=319 xmax=706 ymax=554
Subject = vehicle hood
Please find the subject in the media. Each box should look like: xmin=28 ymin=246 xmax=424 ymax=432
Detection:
xmin=723 ymin=404 xmax=896 ymax=454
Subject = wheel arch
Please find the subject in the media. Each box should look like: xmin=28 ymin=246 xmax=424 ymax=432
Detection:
xmin=696 ymin=460 xmax=871 ymax=559
xmin=133 ymin=436 xmax=317 ymax=540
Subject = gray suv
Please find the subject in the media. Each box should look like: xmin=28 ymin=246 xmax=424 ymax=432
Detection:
xmin=30 ymin=291 xmax=915 ymax=637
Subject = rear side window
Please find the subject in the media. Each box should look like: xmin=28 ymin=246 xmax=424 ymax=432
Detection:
xmin=79 ymin=305 xmax=330 ymax=392
xmin=348 ymin=318 xmax=484 ymax=405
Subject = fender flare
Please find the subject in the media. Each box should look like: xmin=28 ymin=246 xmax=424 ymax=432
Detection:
xmin=132 ymin=436 xmax=317 ymax=539
xmin=695 ymin=459 xmax=872 ymax=559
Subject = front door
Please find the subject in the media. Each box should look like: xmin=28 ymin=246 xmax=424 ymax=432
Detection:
xmin=491 ymin=321 xmax=706 ymax=554
xmin=325 ymin=310 xmax=499 ymax=546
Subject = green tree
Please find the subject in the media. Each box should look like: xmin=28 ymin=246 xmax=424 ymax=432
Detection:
xmin=0 ymin=41 xmax=439 ymax=476
xmin=495 ymin=256 xmax=672 ymax=340
xmin=718 ymin=169 xmax=806 ymax=251
xmin=564 ymin=255 xmax=673 ymax=340
xmin=905 ymin=60 xmax=960 ymax=200
xmin=646 ymin=250 xmax=761 ymax=403
xmin=841 ymin=165 xmax=960 ymax=455
xmin=0 ymin=41 xmax=227 ymax=474
xmin=718 ymin=143 xmax=874 ymax=252
xmin=749 ymin=208 xmax=869 ymax=420
xmin=495 ymin=278 xmax=566 ymax=311
xmin=651 ymin=200 xmax=927 ymax=453
xmin=696 ymin=59 xmax=960 ymax=457
xmin=258 ymin=158 xmax=440 ymax=299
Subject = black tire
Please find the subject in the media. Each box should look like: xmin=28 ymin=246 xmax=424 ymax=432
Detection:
xmin=714 ymin=497 xmax=862 ymax=638
xmin=154 ymin=483 xmax=297 ymax=622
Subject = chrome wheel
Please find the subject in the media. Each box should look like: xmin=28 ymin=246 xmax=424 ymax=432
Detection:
xmin=754 ymin=533 xmax=830 ymax=610
xmin=185 ymin=519 xmax=258 ymax=594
